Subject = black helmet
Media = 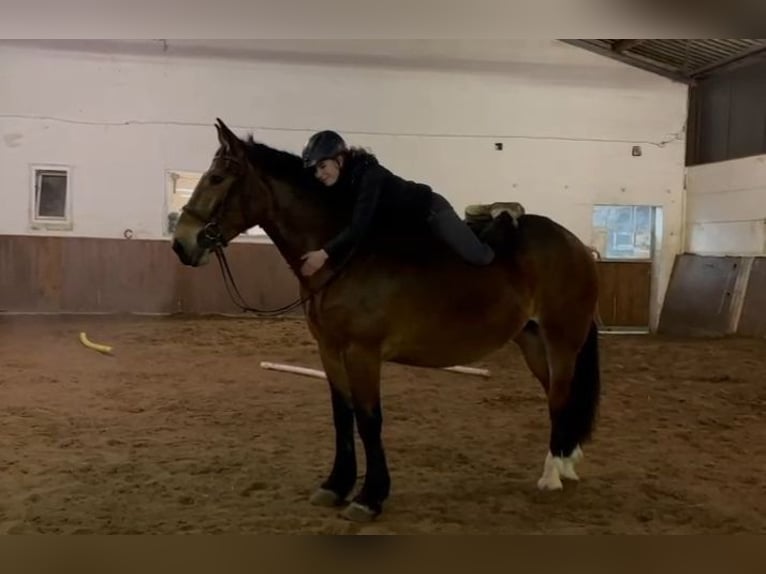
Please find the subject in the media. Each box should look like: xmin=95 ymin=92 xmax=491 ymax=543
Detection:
xmin=302 ymin=130 xmax=347 ymax=168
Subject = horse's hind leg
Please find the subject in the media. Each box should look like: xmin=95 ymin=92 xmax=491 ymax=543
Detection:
xmin=310 ymin=344 xmax=358 ymax=508
xmin=516 ymin=323 xmax=581 ymax=488
xmin=515 ymin=321 xmax=550 ymax=393
xmin=536 ymin=320 xmax=600 ymax=491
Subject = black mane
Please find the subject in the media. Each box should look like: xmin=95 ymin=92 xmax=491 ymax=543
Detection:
xmin=243 ymin=135 xmax=322 ymax=193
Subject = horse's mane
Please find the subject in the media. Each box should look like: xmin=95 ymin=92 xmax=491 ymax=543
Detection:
xmin=241 ymin=135 xmax=378 ymax=194
xmin=240 ymin=135 xmax=380 ymax=225
xmin=242 ymin=135 xmax=323 ymax=194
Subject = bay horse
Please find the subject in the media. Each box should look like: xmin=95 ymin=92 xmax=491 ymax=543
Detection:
xmin=171 ymin=118 xmax=601 ymax=522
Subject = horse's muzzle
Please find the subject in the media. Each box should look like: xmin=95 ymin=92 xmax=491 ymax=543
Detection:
xmin=172 ymin=238 xmax=196 ymax=266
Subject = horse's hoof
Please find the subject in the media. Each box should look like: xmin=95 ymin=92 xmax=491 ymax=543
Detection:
xmin=559 ymin=461 xmax=580 ymax=481
xmin=559 ymin=446 xmax=582 ymax=481
xmin=340 ymin=502 xmax=379 ymax=523
xmin=310 ymin=488 xmax=343 ymax=507
xmin=537 ymin=474 xmax=564 ymax=491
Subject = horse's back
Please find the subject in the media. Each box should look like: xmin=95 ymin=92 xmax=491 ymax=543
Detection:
xmin=515 ymin=213 xmax=594 ymax=262
xmin=314 ymin=209 xmax=597 ymax=349
xmin=331 ymin=209 xmax=596 ymax=306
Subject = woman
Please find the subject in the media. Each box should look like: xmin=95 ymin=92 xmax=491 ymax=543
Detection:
xmin=299 ymin=130 xmax=495 ymax=277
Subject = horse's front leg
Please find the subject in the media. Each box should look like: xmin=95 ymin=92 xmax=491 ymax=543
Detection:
xmin=310 ymin=345 xmax=357 ymax=508
xmin=339 ymin=344 xmax=390 ymax=522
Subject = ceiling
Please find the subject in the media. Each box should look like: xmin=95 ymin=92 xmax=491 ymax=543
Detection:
xmin=0 ymin=39 xmax=621 ymax=68
xmin=562 ymin=39 xmax=766 ymax=84
xmin=6 ymin=39 xmax=764 ymax=85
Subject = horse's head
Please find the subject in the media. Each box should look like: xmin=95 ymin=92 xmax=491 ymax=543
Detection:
xmin=172 ymin=118 xmax=268 ymax=267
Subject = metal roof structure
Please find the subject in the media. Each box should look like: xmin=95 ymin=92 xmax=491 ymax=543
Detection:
xmin=562 ymin=39 xmax=766 ymax=84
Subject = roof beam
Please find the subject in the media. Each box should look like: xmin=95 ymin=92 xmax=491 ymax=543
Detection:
xmin=561 ymin=39 xmax=691 ymax=84
xmin=689 ymin=43 xmax=766 ymax=78
xmin=612 ymin=39 xmax=645 ymax=53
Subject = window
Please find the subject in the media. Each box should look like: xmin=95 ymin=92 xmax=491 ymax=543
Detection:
xmin=165 ymin=170 xmax=268 ymax=240
xmin=591 ymin=205 xmax=654 ymax=260
xmin=30 ymin=166 xmax=72 ymax=230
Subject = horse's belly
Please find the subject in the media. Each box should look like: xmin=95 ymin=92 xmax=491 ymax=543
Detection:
xmin=321 ymin=263 xmax=530 ymax=366
xmin=382 ymin=310 xmax=524 ymax=368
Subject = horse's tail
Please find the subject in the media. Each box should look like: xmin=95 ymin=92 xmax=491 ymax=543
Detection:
xmin=565 ymin=320 xmax=601 ymax=446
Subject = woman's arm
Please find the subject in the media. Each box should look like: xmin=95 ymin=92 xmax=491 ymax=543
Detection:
xmin=322 ymin=165 xmax=385 ymax=262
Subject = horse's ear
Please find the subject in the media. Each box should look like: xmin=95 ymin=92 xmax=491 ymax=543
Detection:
xmin=214 ymin=118 xmax=243 ymax=155
xmin=215 ymin=120 xmax=226 ymax=148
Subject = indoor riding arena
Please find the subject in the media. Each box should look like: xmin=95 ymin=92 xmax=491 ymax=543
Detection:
xmin=1 ymin=39 xmax=765 ymax=535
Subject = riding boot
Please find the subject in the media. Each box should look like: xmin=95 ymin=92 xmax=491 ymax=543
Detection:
xmin=426 ymin=193 xmax=495 ymax=265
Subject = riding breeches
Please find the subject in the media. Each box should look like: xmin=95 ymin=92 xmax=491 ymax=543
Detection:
xmin=426 ymin=192 xmax=495 ymax=266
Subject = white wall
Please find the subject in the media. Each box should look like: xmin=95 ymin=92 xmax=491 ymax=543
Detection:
xmin=686 ymin=154 xmax=766 ymax=255
xmin=0 ymin=40 xmax=688 ymax=320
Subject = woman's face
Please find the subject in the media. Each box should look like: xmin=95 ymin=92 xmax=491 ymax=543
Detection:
xmin=314 ymin=156 xmax=343 ymax=187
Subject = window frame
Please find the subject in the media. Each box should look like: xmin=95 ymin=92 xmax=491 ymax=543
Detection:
xmin=591 ymin=204 xmax=655 ymax=262
xmin=29 ymin=164 xmax=73 ymax=231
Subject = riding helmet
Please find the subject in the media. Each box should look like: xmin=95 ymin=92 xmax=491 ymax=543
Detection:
xmin=302 ymin=130 xmax=348 ymax=168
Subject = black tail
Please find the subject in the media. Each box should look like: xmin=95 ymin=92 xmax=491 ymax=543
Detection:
xmin=552 ymin=321 xmax=601 ymax=456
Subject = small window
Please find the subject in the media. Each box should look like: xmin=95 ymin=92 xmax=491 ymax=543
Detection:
xmin=30 ymin=166 xmax=72 ymax=230
xmin=591 ymin=204 xmax=654 ymax=260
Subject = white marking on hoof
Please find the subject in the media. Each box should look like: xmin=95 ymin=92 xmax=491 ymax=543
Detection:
xmin=537 ymin=452 xmax=564 ymax=490
xmin=537 ymin=473 xmax=563 ymax=490
xmin=310 ymin=488 xmax=343 ymax=507
xmin=559 ymin=458 xmax=580 ymax=481
xmin=560 ymin=445 xmax=582 ymax=481
xmin=340 ymin=502 xmax=378 ymax=523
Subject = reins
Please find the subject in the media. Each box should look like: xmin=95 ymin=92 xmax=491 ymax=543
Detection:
xmin=213 ymin=247 xmax=308 ymax=316
xmin=211 ymin=241 xmax=357 ymax=317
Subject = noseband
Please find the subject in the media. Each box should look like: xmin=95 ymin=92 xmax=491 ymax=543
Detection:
xmin=181 ymin=203 xmax=229 ymax=250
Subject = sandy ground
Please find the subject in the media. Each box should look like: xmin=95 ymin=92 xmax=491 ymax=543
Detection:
xmin=0 ymin=314 xmax=764 ymax=534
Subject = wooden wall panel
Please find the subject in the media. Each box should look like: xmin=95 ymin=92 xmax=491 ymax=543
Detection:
xmin=2 ymin=235 xmax=663 ymax=329
xmin=596 ymin=261 xmax=652 ymax=328
xmin=0 ymin=235 xmax=300 ymax=315
xmin=20 ymin=238 xmax=766 ymax=339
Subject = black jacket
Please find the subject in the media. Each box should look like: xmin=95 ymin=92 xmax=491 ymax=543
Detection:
xmin=323 ymin=151 xmax=434 ymax=262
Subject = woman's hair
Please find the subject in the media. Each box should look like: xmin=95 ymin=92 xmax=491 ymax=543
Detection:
xmin=344 ymin=146 xmax=377 ymax=162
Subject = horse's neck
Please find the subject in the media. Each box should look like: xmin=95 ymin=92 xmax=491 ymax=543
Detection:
xmin=257 ymin=179 xmax=338 ymax=272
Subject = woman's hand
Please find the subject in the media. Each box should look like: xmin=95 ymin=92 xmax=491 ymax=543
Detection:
xmin=300 ymin=249 xmax=329 ymax=277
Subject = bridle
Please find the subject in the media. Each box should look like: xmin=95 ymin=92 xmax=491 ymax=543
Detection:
xmin=179 ymin=153 xmax=351 ymax=317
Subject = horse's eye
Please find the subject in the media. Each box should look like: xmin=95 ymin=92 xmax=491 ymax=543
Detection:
xmin=209 ymin=174 xmax=224 ymax=185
